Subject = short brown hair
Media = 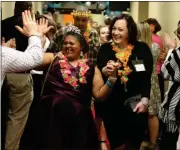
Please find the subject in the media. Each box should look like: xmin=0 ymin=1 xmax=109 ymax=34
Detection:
xmin=145 ymin=18 xmax=161 ymax=34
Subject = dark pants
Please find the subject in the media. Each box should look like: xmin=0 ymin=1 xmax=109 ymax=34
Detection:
xmin=159 ymin=131 xmax=179 ymax=150
xmin=1 ymin=78 xmax=9 ymax=150
xmin=158 ymin=74 xmax=164 ymax=102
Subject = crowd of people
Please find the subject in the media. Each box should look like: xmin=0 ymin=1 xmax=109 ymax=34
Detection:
xmin=1 ymin=2 xmax=180 ymax=150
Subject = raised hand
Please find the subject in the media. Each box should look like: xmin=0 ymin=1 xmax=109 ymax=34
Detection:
xmin=15 ymin=10 xmax=54 ymax=37
xmin=36 ymin=17 xmax=54 ymax=35
xmin=15 ymin=10 xmax=38 ymax=37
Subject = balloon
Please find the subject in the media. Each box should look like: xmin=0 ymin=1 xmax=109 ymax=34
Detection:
xmin=104 ymin=15 xmax=112 ymax=25
xmin=85 ymin=2 xmax=91 ymax=7
xmin=43 ymin=4 xmax=48 ymax=10
xmin=98 ymin=2 xmax=106 ymax=10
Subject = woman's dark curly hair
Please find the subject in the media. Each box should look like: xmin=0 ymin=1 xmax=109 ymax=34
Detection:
xmin=145 ymin=18 xmax=162 ymax=34
xmin=109 ymin=14 xmax=138 ymax=45
xmin=61 ymin=32 xmax=89 ymax=54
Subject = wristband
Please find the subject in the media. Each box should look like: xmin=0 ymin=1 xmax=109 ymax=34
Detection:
xmin=106 ymin=80 xmax=113 ymax=88
xmin=108 ymin=77 xmax=117 ymax=83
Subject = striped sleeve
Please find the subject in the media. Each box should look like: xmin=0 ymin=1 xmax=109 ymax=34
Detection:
xmin=161 ymin=47 xmax=180 ymax=83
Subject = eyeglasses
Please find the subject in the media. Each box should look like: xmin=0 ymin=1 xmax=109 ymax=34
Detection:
xmin=174 ymin=27 xmax=180 ymax=37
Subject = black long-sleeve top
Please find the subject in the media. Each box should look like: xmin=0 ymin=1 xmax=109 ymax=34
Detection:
xmin=97 ymin=41 xmax=153 ymax=106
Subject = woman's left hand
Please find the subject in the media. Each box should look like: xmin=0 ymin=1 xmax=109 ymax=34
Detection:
xmin=133 ymin=101 xmax=148 ymax=113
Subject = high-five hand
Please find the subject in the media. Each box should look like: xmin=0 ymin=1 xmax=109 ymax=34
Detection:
xmin=15 ymin=10 xmax=54 ymax=37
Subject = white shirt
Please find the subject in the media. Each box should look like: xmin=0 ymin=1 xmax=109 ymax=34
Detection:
xmin=1 ymin=36 xmax=43 ymax=87
xmin=30 ymin=37 xmax=50 ymax=75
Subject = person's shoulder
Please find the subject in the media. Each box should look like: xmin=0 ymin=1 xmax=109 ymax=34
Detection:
xmin=2 ymin=16 xmax=16 ymax=26
xmin=2 ymin=16 xmax=15 ymax=22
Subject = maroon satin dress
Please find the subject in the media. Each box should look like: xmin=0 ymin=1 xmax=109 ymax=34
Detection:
xmin=20 ymin=56 xmax=98 ymax=150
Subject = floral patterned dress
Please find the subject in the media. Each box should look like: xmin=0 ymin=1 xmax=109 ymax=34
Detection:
xmin=148 ymin=43 xmax=161 ymax=115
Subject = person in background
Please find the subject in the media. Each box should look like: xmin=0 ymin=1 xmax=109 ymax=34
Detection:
xmin=19 ymin=25 xmax=118 ymax=150
xmin=27 ymin=14 xmax=56 ymax=129
xmin=1 ymin=10 xmax=52 ymax=149
xmin=159 ymin=20 xmax=180 ymax=150
xmin=97 ymin=14 xmax=153 ymax=150
xmin=46 ymin=5 xmax=100 ymax=65
xmin=1 ymin=2 xmax=34 ymax=150
xmin=98 ymin=25 xmax=110 ymax=45
xmin=94 ymin=25 xmax=110 ymax=150
xmin=137 ymin=22 xmax=161 ymax=150
xmin=145 ymin=18 xmax=166 ymax=102
xmin=92 ymin=21 xmax=99 ymax=31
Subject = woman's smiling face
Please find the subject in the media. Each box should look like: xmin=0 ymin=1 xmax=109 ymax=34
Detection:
xmin=112 ymin=19 xmax=129 ymax=45
xmin=62 ymin=35 xmax=81 ymax=61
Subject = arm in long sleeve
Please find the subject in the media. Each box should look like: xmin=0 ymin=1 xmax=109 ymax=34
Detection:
xmin=2 ymin=36 xmax=43 ymax=73
xmin=161 ymin=47 xmax=180 ymax=83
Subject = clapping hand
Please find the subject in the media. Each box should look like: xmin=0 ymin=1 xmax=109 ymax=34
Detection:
xmin=105 ymin=60 xmax=118 ymax=78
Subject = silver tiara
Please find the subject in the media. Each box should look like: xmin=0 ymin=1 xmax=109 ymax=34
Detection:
xmin=65 ymin=25 xmax=82 ymax=35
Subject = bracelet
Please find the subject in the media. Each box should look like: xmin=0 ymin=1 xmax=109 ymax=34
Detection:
xmin=108 ymin=77 xmax=117 ymax=83
xmin=106 ymin=80 xmax=113 ymax=88
xmin=29 ymin=33 xmax=42 ymax=39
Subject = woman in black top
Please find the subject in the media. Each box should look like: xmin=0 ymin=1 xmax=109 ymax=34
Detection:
xmin=97 ymin=14 xmax=153 ymax=150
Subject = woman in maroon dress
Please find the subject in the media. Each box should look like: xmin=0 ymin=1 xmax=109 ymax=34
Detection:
xmin=20 ymin=26 xmax=118 ymax=150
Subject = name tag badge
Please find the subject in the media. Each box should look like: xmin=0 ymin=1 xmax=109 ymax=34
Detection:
xmin=132 ymin=58 xmax=146 ymax=72
xmin=134 ymin=64 xmax=146 ymax=72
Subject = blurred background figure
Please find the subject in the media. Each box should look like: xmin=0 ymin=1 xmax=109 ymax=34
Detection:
xmin=137 ymin=21 xmax=161 ymax=150
xmin=98 ymin=25 xmax=110 ymax=45
xmin=145 ymin=18 xmax=166 ymax=103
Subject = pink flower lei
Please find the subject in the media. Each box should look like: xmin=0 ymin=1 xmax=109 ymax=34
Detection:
xmin=58 ymin=54 xmax=89 ymax=89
